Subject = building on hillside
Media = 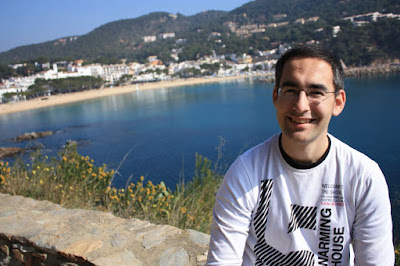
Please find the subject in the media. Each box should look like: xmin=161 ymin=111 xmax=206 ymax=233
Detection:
xmin=143 ymin=35 xmax=157 ymax=43
xmin=344 ymin=12 xmax=400 ymax=26
xmin=102 ymin=64 xmax=130 ymax=85
xmin=332 ymin=26 xmax=341 ymax=37
xmin=238 ymin=53 xmax=253 ymax=64
xmin=224 ymin=21 xmax=237 ymax=32
xmin=159 ymin=32 xmax=175 ymax=39
xmin=175 ymin=39 xmax=187 ymax=45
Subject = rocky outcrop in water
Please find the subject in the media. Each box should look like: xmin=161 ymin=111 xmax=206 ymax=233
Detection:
xmin=0 ymin=147 xmax=24 ymax=159
xmin=14 ymin=131 xmax=54 ymax=142
xmin=344 ymin=64 xmax=400 ymax=77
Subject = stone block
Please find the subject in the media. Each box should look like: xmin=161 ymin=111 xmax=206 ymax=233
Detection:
xmin=186 ymin=229 xmax=210 ymax=248
xmin=32 ymin=252 xmax=48 ymax=261
xmin=158 ymin=247 xmax=190 ymax=266
xmin=0 ymin=244 xmax=9 ymax=256
xmin=63 ymin=239 xmax=103 ymax=257
xmin=12 ymin=248 xmax=25 ymax=263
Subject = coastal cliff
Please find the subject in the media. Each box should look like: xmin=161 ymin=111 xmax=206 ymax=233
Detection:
xmin=0 ymin=193 xmax=210 ymax=265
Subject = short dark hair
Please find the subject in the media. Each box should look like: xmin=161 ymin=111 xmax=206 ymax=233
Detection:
xmin=275 ymin=44 xmax=344 ymax=92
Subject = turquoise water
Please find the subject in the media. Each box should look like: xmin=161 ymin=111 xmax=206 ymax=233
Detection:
xmin=0 ymin=75 xmax=399 ymax=193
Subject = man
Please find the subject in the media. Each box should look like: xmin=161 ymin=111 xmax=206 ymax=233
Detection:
xmin=207 ymin=44 xmax=394 ymax=265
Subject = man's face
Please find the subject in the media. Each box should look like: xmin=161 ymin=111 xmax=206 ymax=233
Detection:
xmin=273 ymin=57 xmax=346 ymax=146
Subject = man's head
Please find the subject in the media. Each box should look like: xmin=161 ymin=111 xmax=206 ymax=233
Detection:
xmin=272 ymin=44 xmax=346 ymax=162
xmin=275 ymin=44 xmax=344 ymax=92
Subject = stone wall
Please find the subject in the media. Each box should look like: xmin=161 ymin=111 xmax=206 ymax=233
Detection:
xmin=0 ymin=193 xmax=210 ymax=265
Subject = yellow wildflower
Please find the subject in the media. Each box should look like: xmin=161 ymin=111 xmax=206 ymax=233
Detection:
xmin=180 ymin=207 xmax=187 ymax=214
xmin=187 ymin=214 xmax=195 ymax=221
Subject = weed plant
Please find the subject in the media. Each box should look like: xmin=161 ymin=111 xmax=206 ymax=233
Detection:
xmin=0 ymin=145 xmax=223 ymax=233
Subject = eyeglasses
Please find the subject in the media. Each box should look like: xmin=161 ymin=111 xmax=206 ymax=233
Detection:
xmin=277 ymin=86 xmax=336 ymax=103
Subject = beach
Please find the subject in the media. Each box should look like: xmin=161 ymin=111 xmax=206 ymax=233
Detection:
xmin=2 ymin=64 xmax=397 ymax=116
xmin=0 ymin=75 xmax=256 ymax=116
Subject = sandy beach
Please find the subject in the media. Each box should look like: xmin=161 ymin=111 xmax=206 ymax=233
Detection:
xmin=0 ymin=74 xmax=259 ymax=116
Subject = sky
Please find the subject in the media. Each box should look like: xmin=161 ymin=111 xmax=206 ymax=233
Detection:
xmin=0 ymin=0 xmax=251 ymax=53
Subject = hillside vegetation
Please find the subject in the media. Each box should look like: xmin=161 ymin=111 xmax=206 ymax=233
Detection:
xmin=0 ymin=0 xmax=399 ymax=66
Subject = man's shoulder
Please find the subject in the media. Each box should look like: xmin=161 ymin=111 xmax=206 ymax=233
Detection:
xmin=329 ymin=134 xmax=380 ymax=171
xmin=239 ymin=133 xmax=279 ymax=161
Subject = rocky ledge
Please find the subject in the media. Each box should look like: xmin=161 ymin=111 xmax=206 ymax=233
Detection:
xmin=0 ymin=193 xmax=210 ymax=265
xmin=14 ymin=131 xmax=54 ymax=142
xmin=0 ymin=147 xmax=25 ymax=159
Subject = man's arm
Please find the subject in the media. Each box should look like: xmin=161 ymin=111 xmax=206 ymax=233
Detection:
xmin=352 ymin=165 xmax=394 ymax=265
xmin=207 ymin=158 xmax=257 ymax=265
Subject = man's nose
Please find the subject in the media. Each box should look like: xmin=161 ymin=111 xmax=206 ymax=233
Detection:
xmin=293 ymin=90 xmax=310 ymax=112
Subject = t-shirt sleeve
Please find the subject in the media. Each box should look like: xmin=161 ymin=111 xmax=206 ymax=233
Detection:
xmin=207 ymin=157 xmax=257 ymax=265
xmin=351 ymin=163 xmax=394 ymax=265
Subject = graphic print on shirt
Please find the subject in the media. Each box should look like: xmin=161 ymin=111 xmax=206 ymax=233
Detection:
xmin=253 ymin=179 xmax=316 ymax=266
xmin=321 ymin=184 xmax=345 ymax=207
xmin=288 ymin=204 xmax=317 ymax=233
xmin=318 ymin=184 xmax=345 ymax=265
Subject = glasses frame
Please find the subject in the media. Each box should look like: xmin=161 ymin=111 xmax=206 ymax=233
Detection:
xmin=277 ymin=87 xmax=337 ymax=103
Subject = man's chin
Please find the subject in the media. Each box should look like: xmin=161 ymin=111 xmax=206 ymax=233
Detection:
xmin=282 ymin=131 xmax=314 ymax=144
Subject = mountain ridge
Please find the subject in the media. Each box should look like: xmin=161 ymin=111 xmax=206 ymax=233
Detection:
xmin=0 ymin=0 xmax=399 ymax=66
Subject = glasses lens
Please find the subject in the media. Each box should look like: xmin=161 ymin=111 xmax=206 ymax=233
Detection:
xmin=279 ymin=87 xmax=332 ymax=103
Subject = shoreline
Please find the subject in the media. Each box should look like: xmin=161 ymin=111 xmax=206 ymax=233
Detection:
xmin=1 ymin=64 xmax=398 ymax=116
xmin=0 ymin=74 xmax=258 ymax=116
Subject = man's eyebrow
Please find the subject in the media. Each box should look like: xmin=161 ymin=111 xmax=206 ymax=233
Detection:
xmin=280 ymin=81 xmax=329 ymax=91
xmin=280 ymin=81 xmax=298 ymax=87
xmin=308 ymin=84 xmax=328 ymax=91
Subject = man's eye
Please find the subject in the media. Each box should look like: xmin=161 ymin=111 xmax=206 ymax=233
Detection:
xmin=283 ymin=89 xmax=297 ymax=95
xmin=308 ymin=90 xmax=325 ymax=96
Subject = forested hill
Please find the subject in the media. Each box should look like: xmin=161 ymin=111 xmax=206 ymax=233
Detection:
xmin=0 ymin=0 xmax=399 ymax=66
xmin=229 ymin=0 xmax=400 ymax=23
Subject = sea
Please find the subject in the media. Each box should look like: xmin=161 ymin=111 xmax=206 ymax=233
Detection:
xmin=1 ymin=73 xmax=399 ymax=235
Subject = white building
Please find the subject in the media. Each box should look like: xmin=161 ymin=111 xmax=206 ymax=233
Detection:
xmin=143 ymin=35 xmax=157 ymax=43
xmin=159 ymin=32 xmax=175 ymax=39
xmin=102 ymin=64 xmax=130 ymax=84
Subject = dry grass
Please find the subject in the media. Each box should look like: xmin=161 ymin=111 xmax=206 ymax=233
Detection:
xmin=0 ymin=146 xmax=222 ymax=233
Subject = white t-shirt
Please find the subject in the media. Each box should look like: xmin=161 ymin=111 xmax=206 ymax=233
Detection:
xmin=207 ymin=133 xmax=394 ymax=265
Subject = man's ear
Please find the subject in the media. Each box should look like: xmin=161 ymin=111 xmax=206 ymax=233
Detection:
xmin=273 ymin=85 xmax=279 ymax=105
xmin=333 ymin=89 xmax=346 ymax=116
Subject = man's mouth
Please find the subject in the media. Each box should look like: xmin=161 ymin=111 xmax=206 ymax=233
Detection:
xmin=289 ymin=117 xmax=314 ymax=124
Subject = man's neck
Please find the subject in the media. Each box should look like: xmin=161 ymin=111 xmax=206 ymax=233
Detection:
xmin=280 ymin=133 xmax=330 ymax=165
